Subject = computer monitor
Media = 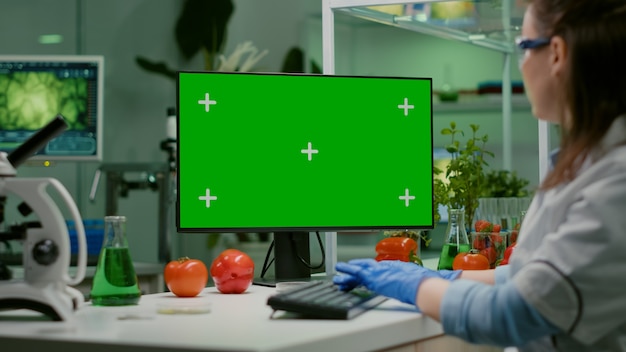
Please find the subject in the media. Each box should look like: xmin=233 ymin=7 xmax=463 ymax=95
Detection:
xmin=0 ymin=55 xmax=104 ymax=162
xmin=176 ymin=71 xmax=434 ymax=283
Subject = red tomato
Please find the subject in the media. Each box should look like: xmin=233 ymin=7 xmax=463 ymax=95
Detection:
xmin=210 ymin=249 xmax=255 ymax=294
xmin=375 ymin=237 xmax=417 ymax=262
xmin=489 ymin=233 xmax=503 ymax=245
xmin=164 ymin=257 xmax=209 ymax=297
xmin=500 ymin=244 xmax=516 ymax=265
xmin=452 ymin=250 xmax=490 ymax=270
xmin=472 ymin=236 xmax=486 ymax=250
xmin=480 ymin=247 xmax=497 ymax=266
xmin=376 ymin=254 xmax=408 ymax=261
xmin=474 ymin=220 xmax=490 ymax=232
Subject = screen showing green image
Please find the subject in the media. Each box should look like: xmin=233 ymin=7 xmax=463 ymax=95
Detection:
xmin=0 ymin=55 xmax=104 ymax=161
xmin=176 ymin=71 xmax=434 ymax=232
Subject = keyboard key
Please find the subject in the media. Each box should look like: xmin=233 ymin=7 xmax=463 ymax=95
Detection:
xmin=267 ymin=280 xmax=387 ymax=320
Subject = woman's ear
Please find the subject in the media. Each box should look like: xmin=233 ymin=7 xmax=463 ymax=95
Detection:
xmin=549 ymin=36 xmax=568 ymax=77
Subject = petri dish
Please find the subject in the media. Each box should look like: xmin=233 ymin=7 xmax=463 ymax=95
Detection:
xmin=156 ymin=300 xmax=211 ymax=315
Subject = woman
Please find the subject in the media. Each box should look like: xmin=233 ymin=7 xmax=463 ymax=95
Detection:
xmin=334 ymin=0 xmax=626 ymax=350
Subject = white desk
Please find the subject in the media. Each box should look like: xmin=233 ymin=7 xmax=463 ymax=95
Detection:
xmin=0 ymin=282 xmax=501 ymax=352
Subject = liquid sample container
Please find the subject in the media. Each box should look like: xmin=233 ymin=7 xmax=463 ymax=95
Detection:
xmin=437 ymin=208 xmax=470 ymax=270
xmin=90 ymin=216 xmax=141 ymax=306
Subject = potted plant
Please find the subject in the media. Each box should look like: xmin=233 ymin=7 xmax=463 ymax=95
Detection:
xmin=135 ymin=0 xmax=235 ymax=77
xmin=432 ymin=122 xmax=493 ymax=269
xmin=477 ymin=169 xmax=532 ymax=232
xmin=482 ymin=169 xmax=530 ymax=198
xmin=434 ymin=121 xmax=493 ymax=229
xmin=134 ymin=0 xmax=320 ymax=80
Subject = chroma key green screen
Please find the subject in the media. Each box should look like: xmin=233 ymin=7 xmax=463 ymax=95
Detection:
xmin=176 ymin=71 xmax=434 ymax=232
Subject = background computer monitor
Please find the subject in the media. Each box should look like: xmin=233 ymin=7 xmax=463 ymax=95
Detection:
xmin=177 ymin=71 xmax=434 ymax=283
xmin=0 ymin=55 xmax=104 ymax=162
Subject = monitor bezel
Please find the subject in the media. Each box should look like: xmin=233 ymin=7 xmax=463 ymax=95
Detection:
xmin=175 ymin=70 xmax=435 ymax=233
xmin=0 ymin=54 xmax=104 ymax=162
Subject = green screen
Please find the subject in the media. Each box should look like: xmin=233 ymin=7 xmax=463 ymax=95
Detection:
xmin=177 ymin=72 xmax=434 ymax=232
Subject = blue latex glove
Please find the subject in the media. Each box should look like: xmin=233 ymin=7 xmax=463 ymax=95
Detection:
xmin=333 ymin=260 xmax=462 ymax=291
xmin=333 ymin=259 xmax=461 ymax=305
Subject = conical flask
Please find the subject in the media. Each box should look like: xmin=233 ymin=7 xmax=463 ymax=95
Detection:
xmin=437 ymin=208 xmax=470 ymax=270
xmin=90 ymin=216 xmax=141 ymax=306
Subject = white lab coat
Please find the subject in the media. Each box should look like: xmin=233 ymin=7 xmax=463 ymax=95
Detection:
xmin=511 ymin=116 xmax=626 ymax=351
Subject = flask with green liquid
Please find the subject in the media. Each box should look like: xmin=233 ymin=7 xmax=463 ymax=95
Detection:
xmin=437 ymin=208 xmax=470 ymax=270
xmin=90 ymin=216 xmax=141 ymax=306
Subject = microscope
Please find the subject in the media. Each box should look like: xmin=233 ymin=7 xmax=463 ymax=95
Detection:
xmin=0 ymin=115 xmax=87 ymax=321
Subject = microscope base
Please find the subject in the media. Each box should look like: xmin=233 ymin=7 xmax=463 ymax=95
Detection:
xmin=0 ymin=281 xmax=83 ymax=321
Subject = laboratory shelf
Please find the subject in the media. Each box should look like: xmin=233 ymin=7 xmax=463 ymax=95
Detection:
xmin=434 ymin=95 xmax=530 ymax=113
xmin=333 ymin=0 xmax=525 ymax=53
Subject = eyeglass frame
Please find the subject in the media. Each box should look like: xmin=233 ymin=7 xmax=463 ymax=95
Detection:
xmin=515 ymin=36 xmax=551 ymax=66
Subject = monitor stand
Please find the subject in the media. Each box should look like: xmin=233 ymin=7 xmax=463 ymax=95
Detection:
xmin=253 ymin=232 xmax=314 ymax=287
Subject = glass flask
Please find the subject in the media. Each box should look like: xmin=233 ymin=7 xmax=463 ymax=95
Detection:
xmin=437 ymin=208 xmax=470 ymax=270
xmin=90 ymin=216 xmax=141 ymax=306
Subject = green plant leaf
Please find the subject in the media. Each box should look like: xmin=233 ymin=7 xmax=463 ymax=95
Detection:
xmin=206 ymin=233 xmax=220 ymax=249
xmin=135 ymin=57 xmax=177 ymax=80
xmin=281 ymin=47 xmax=305 ymax=73
xmin=482 ymin=169 xmax=530 ymax=197
xmin=434 ymin=122 xmax=493 ymax=227
xmin=175 ymin=0 xmax=235 ymax=62
xmin=445 ymin=145 xmax=458 ymax=154
xmin=310 ymin=60 xmax=322 ymax=74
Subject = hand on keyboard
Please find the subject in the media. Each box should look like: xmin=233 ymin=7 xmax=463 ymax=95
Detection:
xmin=334 ymin=259 xmax=460 ymax=306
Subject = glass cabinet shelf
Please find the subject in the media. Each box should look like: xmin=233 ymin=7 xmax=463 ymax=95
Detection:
xmin=331 ymin=0 xmax=524 ymax=53
xmin=434 ymin=95 xmax=530 ymax=113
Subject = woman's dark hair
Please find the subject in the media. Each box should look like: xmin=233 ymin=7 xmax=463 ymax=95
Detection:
xmin=529 ymin=0 xmax=626 ymax=189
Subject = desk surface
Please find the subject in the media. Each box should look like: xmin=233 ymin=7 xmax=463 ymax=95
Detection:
xmin=0 ymin=283 xmax=444 ymax=352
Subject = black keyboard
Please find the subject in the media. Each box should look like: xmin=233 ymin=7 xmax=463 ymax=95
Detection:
xmin=267 ymin=280 xmax=387 ymax=320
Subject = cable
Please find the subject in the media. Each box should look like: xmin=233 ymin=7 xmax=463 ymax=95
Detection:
xmin=260 ymin=239 xmax=275 ymax=279
xmin=259 ymin=231 xmax=326 ymax=278
xmin=295 ymin=231 xmax=325 ymax=270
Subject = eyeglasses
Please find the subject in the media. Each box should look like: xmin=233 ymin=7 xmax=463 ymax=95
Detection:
xmin=515 ymin=36 xmax=551 ymax=66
